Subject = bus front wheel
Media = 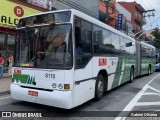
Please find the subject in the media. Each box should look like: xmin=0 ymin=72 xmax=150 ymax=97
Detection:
xmin=95 ymin=74 xmax=104 ymax=100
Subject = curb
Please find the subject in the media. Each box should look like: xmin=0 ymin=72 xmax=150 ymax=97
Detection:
xmin=0 ymin=91 xmax=10 ymax=96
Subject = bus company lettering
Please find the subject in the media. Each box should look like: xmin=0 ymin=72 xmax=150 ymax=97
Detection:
xmin=99 ymin=58 xmax=107 ymax=66
xmin=14 ymin=69 xmax=21 ymax=74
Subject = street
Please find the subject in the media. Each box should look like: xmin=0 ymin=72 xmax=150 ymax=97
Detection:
xmin=0 ymin=0 xmax=159 ymax=119
xmin=0 ymin=72 xmax=160 ymax=120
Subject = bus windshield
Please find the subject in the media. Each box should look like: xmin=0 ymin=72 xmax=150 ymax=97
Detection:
xmin=17 ymin=11 xmax=71 ymax=27
xmin=14 ymin=24 xmax=73 ymax=69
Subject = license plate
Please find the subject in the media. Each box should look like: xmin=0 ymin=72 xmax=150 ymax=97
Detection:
xmin=28 ymin=90 xmax=38 ymax=96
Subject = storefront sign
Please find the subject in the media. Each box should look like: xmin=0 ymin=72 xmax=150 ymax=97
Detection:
xmin=116 ymin=14 xmax=123 ymax=30
xmin=32 ymin=0 xmax=48 ymax=9
xmin=0 ymin=0 xmax=42 ymax=28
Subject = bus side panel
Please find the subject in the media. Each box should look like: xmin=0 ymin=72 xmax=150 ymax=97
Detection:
xmin=117 ymin=56 xmax=136 ymax=85
xmin=151 ymin=50 xmax=156 ymax=72
xmin=92 ymin=56 xmax=136 ymax=91
xmin=64 ymin=70 xmax=74 ymax=90
xmin=151 ymin=58 xmax=156 ymax=72
xmin=140 ymin=57 xmax=149 ymax=75
xmin=92 ymin=57 xmax=118 ymax=91
xmin=140 ymin=44 xmax=156 ymax=75
xmin=110 ymin=55 xmax=136 ymax=89
xmin=136 ymin=41 xmax=141 ymax=77
xmin=73 ymin=59 xmax=95 ymax=107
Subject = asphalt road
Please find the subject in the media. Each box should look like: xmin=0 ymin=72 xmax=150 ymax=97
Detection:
xmin=0 ymin=72 xmax=160 ymax=120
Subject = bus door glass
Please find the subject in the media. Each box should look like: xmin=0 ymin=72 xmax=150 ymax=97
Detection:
xmin=74 ymin=18 xmax=92 ymax=69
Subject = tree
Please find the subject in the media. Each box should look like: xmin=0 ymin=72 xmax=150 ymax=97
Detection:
xmin=151 ymin=28 xmax=160 ymax=48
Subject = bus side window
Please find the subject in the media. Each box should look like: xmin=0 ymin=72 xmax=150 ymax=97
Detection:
xmin=75 ymin=18 xmax=93 ymax=69
xmin=75 ymin=18 xmax=83 ymax=68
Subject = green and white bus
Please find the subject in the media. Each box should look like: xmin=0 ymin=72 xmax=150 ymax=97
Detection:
xmin=11 ymin=9 xmax=156 ymax=109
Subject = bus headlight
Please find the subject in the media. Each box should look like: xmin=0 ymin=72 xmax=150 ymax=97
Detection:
xmin=52 ymin=83 xmax=57 ymax=88
xmin=58 ymin=84 xmax=63 ymax=89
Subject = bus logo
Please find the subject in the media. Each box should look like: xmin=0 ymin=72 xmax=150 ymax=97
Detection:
xmin=27 ymin=76 xmax=36 ymax=85
xmin=14 ymin=69 xmax=21 ymax=74
xmin=99 ymin=58 xmax=107 ymax=66
xmin=13 ymin=74 xmax=36 ymax=85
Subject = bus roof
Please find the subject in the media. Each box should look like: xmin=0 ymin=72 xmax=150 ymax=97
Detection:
xmin=141 ymin=42 xmax=155 ymax=49
xmin=21 ymin=9 xmax=136 ymax=42
xmin=22 ymin=9 xmax=73 ymax=18
xmin=70 ymin=9 xmax=136 ymax=42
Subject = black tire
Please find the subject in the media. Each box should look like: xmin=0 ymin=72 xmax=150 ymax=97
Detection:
xmin=148 ymin=65 xmax=151 ymax=75
xmin=95 ymin=74 xmax=104 ymax=100
xmin=129 ymin=68 xmax=134 ymax=83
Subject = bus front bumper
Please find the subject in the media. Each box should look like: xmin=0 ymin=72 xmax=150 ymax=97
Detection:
xmin=10 ymin=84 xmax=73 ymax=109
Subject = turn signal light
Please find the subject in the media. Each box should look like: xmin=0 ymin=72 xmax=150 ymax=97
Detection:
xmin=64 ymin=84 xmax=70 ymax=90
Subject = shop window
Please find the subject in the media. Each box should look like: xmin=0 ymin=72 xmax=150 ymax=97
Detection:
xmin=6 ymin=35 xmax=15 ymax=54
xmin=0 ymin=33 xmax=5 ymax=50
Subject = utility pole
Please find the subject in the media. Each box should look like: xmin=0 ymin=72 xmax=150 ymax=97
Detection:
xmin=143 ymin=9 xmax=155 ymax=18
xmin=106 ymin=0 xmax=109 ymax=24
xmin=103 ymin=0 xmax=114 ymax=24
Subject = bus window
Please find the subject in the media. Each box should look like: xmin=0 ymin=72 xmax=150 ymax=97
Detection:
xmin=74 ymin=18 xmax=92 ymax=69
xmin=93 ymin=25 xmax=120 ymax=55
xmin=110 ymin=32 xmax=120 ymax=50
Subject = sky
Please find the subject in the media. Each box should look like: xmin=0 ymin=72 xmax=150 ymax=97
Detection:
xmin=116 ymin=0 xmax=160 ymax=30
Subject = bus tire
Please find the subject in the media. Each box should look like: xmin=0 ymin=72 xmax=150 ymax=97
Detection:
xmin=129 ymin=67 xmax=134 ymax=83
xmin=148 ymin=65 xmax=151 ymax=75
xmin=95 ymin=74 xmax=104 ymax=100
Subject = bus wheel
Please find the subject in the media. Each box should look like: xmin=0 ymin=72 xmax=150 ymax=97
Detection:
xmin=129 ymin=68 xmax=134 ymax=83
xmin=95 ymin=74 xmax=104 ymax=100
xmin=148 ymin=65 xmax=151 ymax=75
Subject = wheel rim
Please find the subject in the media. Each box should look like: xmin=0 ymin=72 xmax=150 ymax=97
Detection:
xmin=149 ymin=67 xmax=151 ymax=74
xmin=131 ymin=69 xmax=134 ymax=81
xmin=131 ymin=74 xmax=133 ymax=80
xmin=98 ymin=80 xmax=104 ymax=96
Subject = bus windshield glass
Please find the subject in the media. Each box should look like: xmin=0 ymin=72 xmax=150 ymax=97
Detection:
xmin=14 ymin=24 xmax=73 ymax=69
xmin=17 ymin=11 xmax=71 ymax=27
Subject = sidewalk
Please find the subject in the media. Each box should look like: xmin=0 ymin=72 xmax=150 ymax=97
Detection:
xmin=0 ymin=73 xmax=11 ymax=95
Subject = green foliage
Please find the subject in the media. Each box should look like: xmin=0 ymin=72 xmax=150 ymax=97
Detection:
xmin=151 ymin=28 xmax=160 ymax=48
xmin=151 ymin=28 xmax=160 ymax=41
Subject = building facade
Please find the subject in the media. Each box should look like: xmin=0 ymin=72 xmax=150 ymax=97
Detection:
xmin=116 ymin=3 xmax=135 ymax=37
xmin=118 ymin=1 xmax=146 ymax=33
xmin=52 ymin=0 xmax=99 ymax=19
xmin=0 ymin=0 xmax=46 ymax=72
xmin=98 ymin=0 xmax=117 ymax=28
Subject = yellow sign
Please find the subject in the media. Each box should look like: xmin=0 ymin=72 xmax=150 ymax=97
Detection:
xmin=0 ymin=0 xmax=42 ymax=28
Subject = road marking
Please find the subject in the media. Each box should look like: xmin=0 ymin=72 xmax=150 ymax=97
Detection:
xmin=0 ymin=96 xmax=11 ymax=100
xmin=115 ymin=74 xmax=160 ymax=120
xmin=136 ymin=102 xmax=160 ymax=106
xmin=147 ymin=85 xmax=160 ymax=93
xmin=143 ymin=93 xmax=160 ymax=96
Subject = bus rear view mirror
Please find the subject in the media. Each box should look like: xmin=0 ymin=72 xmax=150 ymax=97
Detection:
xmin=126 ymin=42 xmax=132 ymax=47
